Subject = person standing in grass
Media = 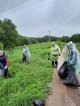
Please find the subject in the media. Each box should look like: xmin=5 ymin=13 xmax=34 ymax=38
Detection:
xmin=49 ymin=41 xmax=61 ymax=68
xmin=22 ymin=44 xmax=30 ymax=64
xmin=0 ymin=50 xmax=11 ymax=78
xmin=62 ymin=41 xmax=80 ymax=87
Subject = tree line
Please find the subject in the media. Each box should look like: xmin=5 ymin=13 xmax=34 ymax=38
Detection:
xmin=0 ymin=18 xmax=80 ymax=49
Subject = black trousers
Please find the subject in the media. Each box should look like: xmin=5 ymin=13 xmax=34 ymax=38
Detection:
xmin=52 ymin=61 xmax=58 ymax=67
xmin=3 ymin=68 xmax=11 ymax=78
xmin=22 ymin=54 xmax=27 ymax=63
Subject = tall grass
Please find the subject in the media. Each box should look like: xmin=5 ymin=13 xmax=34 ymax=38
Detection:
xmin=0 ymin=42 xmax=63 ymax=106
xmin=76 ymin=42 xmax=80 ymax=52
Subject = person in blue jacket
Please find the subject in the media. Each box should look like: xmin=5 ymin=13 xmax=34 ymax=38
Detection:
xmin=0 ymin=50 xmax=11 ymax=78
xmin=22 ymin=44 xmax=30 ymax=64
xmin=66 ymin=41 xmax=77 ymax=70
xmin=64 ymin=41 xmax=80 ymax=87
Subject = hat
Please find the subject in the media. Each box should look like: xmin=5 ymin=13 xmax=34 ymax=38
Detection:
xmin=0 ymin=50 xmax=4 ymax=56
xmin=51 ymin=41 xmax=55 ymax=47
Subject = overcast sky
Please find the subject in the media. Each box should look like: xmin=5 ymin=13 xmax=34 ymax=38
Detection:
xmin=0 ymin=0 xmax=80 ymax=37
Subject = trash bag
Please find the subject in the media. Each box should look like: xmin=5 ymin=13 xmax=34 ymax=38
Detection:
xmin=0 ymin=69 xmax=12 ymax=78
xmin=32 ymin=98 xmax=45 ymax=106
xmin=0 ymin=69 xmax=4 ymax=77
xmin=64 ymin=65 xmax=80 ymax=87
xmin=58 ymin=61 xmax=69 ymax=79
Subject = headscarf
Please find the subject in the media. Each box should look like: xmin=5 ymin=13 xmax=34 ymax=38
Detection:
xmin=66 ymin=41 xmax=74 ymax=49
xmin=0 ymin=50 xmax=4 ymax=56
xmin=51 ymin=41 xmax=55 ymax=47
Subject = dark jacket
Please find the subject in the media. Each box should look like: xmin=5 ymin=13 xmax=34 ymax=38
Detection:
xmin=0 ymin=53 xmax=7 ymax=69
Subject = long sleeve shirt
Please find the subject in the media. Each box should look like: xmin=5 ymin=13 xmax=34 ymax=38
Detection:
xmin=50 ymin=45 xmax=61 ymax=55
xmin=22 ymin=47 xmax=30 ymax=57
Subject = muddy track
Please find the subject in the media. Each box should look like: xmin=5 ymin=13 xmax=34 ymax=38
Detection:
xmin=46 ymin=48 xmax=80 ymax=106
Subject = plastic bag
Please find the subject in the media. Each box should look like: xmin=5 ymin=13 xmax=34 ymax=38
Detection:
xmin=58 ymin=62 xmax=69 ymax=79
xmin=64 ymin=65 xmax=80 ymax=87
xmin=32 ymin=98 xmax=45 ymax=106
xmin=0 ymin=69 xmax=4 ymax=77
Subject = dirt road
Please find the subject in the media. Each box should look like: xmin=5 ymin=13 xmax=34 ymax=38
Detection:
xmin=46 ymin=47 xmax=80 ymax=106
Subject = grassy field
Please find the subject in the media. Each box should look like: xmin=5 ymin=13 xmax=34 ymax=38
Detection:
xmin=0 ymin=41 xmax=79 ymax=106
xmin=0 ymin=41 xmax=66 ymax=106
xmin=76 ymin=42 xmax=80 ymax=52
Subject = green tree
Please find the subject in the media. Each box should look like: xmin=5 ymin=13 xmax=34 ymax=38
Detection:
xmin=61 ymin=36 xmax=70 ymax=42
xmin=0 ymin=42 xmax=4 ymax=49
xmin=1 ymin=18 xmax=19 ymax=48
xmin=71 ymin=33 xmax=80 ymax=42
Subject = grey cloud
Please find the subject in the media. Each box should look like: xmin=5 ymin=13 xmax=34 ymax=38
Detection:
xmin=0 ymin=0 xmax=80 ymax=37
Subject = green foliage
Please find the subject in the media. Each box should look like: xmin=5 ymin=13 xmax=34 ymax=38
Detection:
xmin=71 ymin=33 xmax=80 ymax=42
xmin=0 ymin=42 xmax=4 ymax=49
xmin=2 ymin=18 xmax=19 ymax=48
xmin=29 ymin=37 xmax=38 ymax=44
xmin=0 ymin=19 xmax=19 ymax=48
xmin=0 ymin=42 xmax=57 ymax=106
xmin=60 ymin=36 xmax=70 ymax=42
xmin=76 ymin=42 xmax=80 ymax=52
xmin=1 ymin=18 xmax=80 ymax=49
xmin=55 ymin=41 xmax=65 ymax=50
xmin=35 ymin=35 xmax=61 ymax=43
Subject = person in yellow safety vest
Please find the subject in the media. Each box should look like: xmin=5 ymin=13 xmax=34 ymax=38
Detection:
xmin=50 ymin=41 xmax=61 ymax=68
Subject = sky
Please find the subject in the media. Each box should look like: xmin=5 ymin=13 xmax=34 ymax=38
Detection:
xmin=0 ymin=0 xmax=80 ymax=37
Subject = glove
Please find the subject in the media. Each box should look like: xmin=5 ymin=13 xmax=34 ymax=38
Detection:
xmin=4 ymin=65 xmax=8 ymax=69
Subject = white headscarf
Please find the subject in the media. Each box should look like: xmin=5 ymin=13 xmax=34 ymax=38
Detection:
xmin=66 ymin=41 xmax=74 ymax=49
xmin=0 ymin=50 xmax=4 ymax=56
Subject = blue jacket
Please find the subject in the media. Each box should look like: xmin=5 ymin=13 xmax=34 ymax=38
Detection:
xmin=66 ymin=48 xmax=77 ymax=69
xmin=0 ymin=53 xmax=7 ymax=69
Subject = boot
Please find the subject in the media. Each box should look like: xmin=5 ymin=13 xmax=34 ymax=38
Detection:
xmin=52 ymin=61 xmax=54 ymax=67
xmin=54 ymin=61 xmax=58 ymax=68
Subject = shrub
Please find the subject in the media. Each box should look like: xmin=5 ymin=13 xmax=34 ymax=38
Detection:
xmin=0 ymin=42 xmax=4 ymax=49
